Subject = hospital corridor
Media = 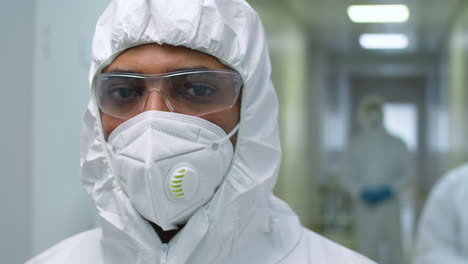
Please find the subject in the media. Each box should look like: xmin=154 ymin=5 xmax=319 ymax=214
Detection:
xmin=1 ymin=0 xmax=468 ymax=263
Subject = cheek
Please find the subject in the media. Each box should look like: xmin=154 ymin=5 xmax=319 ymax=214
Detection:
xmin=203 ymin=102 xmax=240 ymax=132
xmin=201 ymin=99 xmax=241 ymax=145
xmin=101 ymin=113 xmax=126 ymax=141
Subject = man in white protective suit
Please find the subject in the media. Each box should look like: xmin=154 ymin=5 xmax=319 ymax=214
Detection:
xmin=341 ymin=95 xmax=412 ymax=264
xmin=26 ymin=0 xmax=374 ymax=263
xmin=414 ymin=163 xmax=468 ymax=263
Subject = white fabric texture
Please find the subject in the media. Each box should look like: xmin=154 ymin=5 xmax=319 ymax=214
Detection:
xmin=26 ymin=0 xmax=374 ymax=263
xmin=414 ymin=163 xmax=468 ymax=264
xmin=341 ymin=97 xmax=412 ymax=264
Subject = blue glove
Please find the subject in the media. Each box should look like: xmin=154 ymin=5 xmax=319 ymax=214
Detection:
xmin=360 ymin=186 xmax=393 ymax=207
xmin=360 ymin=189 xmax=380 ymax=206
xmin=374 ymin=185 xmax=393 ymax=203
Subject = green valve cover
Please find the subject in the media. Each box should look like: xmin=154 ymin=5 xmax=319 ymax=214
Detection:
xmin=167 ymin=164 xmax=199 ymax=200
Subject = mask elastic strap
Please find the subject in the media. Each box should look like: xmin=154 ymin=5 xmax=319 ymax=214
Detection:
xmin=210 ymin=124 xmax=240 ymax=150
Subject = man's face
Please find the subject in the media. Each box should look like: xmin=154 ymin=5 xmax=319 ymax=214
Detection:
xmin=100 ymin=44 xmax=241 ymax=144
xmin=362 ymin=104 xmax=382 ymax=129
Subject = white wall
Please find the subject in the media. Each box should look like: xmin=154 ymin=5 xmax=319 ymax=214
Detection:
xmin=1 ymin=2 xmax=112 ymax=261
xmin=249 ymin=1 xmax=324 ymax=229
xmin=0 ymin=1 xmax=34 ymax=263
xmin=444 ymin=3 xmax=468 ymax=169
xmin=30 ymin=0 xmax=110 ymax=257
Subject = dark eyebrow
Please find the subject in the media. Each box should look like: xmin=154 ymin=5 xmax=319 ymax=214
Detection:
xmin=106 ymin=68 xmax=141 ymax=74
xmin=171 ymin=66 xmax=211 ymax=73
xmin=106 ymin=66 xmax=212 ymax=74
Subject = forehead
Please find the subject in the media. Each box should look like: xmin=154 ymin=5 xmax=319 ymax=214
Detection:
xmin=104 ymin=44 xmax=230 ymax=74
xmin=364 ymin=102 xmax=382 ymax=112
xmin=365 ymin=104 xmax=381 ymax=111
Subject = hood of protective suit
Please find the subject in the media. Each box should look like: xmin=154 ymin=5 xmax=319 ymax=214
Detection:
xmin=357 ymin=95 xmax=384 ymax=131
xmin=80 ymin=0 xmax=301 ymax=263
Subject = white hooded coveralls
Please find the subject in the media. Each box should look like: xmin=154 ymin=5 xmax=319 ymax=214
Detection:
xmin=26 ymin=0 xmax=374 ymax=263
xmin=414 ymin=163 xmax=468 ymax=264
xmin=341 ymin=96 xmax=412 ymax=264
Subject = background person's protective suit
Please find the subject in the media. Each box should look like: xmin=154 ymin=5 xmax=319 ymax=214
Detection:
xmin=341 ymin=95 xmax=412 ymax=264
xmin=26 ymin=0 xmax=374 ymax=263
xmin=414 ymin=163 xmax=468 ymax=264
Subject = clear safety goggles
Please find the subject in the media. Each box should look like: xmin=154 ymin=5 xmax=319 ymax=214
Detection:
xmin=94 ymin=70 xmax=243 ymax=119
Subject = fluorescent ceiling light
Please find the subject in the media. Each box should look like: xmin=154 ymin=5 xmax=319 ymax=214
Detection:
xmin=348 ymin=5 xmax=409 ymax=23
xmin=359 ymin=34 xmax=409 ymax=49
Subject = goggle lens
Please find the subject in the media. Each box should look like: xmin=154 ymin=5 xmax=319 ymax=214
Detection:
xmin=95 ymin=70 xmax=243 ymax=119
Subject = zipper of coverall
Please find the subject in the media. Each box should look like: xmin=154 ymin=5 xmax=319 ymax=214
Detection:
xmin=160 ymin=243 xmax=168 ymax=264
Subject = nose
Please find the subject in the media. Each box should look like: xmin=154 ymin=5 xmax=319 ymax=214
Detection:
xmin=142 ymin=90 xmax=171 ymax=112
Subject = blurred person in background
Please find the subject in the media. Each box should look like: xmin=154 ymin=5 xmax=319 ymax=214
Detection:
xmin=341 ymin=95 xmax=412 ymax=264
xmin=25 ymin=0 xmax=374 ymax=263
xmin=414 ymin=163 xmax=468 ymax=263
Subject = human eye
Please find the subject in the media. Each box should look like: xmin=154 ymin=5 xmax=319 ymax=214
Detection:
xmin=106 ymin=84 xmax=144 ymax=103
xmin=178 ymin=82 xmax=218 ymax=100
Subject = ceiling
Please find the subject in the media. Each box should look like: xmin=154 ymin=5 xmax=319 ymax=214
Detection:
xmin=250 ymin=0 xmax=463 ymax=56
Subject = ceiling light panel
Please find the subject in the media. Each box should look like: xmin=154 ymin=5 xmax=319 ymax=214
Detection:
xmin=348 ymin=5 xmax=410 ymax=23
xmin=359 ymin=34 xmax=409 ymax=49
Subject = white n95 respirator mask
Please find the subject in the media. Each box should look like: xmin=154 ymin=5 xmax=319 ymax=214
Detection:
xmin=106 ymin=111 xmax=237 ymax=231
